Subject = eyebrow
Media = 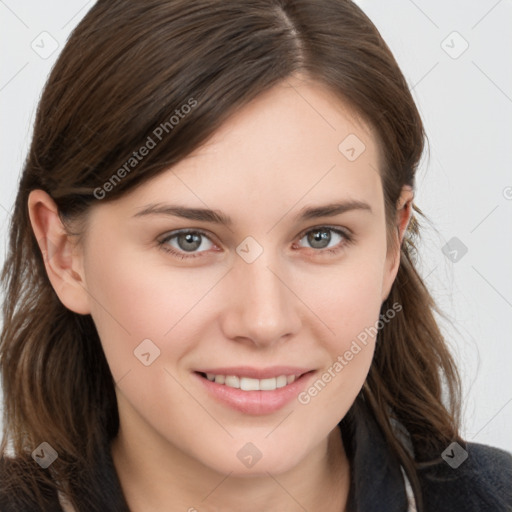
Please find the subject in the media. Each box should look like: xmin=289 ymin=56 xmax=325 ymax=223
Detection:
xmin=132 ymin=200 xmax=372 ymax=226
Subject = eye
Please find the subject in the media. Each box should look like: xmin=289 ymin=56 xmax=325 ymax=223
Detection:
xmin=158 ymin=229 xmax=216 ymax=259
xmin=295 ymin=226 xmax=352 ymax=256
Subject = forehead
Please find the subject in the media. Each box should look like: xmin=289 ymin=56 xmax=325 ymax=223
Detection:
xmin=98 ymin=76 xmax=384 ymax=224
xmin=181 ymin=75 xmax=380 ymax=176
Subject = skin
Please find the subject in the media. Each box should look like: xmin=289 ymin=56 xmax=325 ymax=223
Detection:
xmin=29 ymin=75 xmax=413 ymax=512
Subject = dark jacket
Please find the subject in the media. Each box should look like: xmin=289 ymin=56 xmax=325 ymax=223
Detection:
xmin=342 ymin=397 xmax=512 ymax=511
xmin=1 ymin=396 xmax=511 ymax=511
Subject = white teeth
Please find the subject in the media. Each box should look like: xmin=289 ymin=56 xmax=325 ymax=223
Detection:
xmin=240 ymin=377 xmax=260 ymax=391
xmin=224 ymin=375 xmax=240 ymax=388
xmin=259 ymin=377 xmax=276 ymax=390
xmin=204 ymin=373 xmax=298 ymax=391
xmin=276 ymin=375 xmax=287 ymax=388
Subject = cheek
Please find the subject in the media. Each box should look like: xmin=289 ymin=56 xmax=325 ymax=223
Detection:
xmin=82 ymin=239 xmax=229 ymax=379
xmin=299 ymin=252 xmax=388 ymax=344
xmin=294 ymin=253 xmax=388 ymax=404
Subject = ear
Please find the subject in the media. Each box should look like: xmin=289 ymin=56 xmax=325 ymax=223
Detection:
xmin=27 ymin=189 xmax=91 ymax=314
xmin=380 ymin=185 xmax=414 ymax=302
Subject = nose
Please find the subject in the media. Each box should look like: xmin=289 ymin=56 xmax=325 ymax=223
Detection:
xmin=220 ymin=249 xmax=302 ymax=348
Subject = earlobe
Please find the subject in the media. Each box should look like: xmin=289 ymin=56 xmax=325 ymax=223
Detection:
xmin=27 ymin=189 xmax=91 ymax=315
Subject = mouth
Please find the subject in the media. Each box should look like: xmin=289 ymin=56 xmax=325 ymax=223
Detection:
xmin=193 ymin=367 xmax=315 ymax=415
xmin=197 ymin=372 xmax=300 ymax=391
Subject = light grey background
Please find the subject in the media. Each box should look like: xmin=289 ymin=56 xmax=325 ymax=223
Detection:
xmin=1 ymin=1 xmax=511 ymax=453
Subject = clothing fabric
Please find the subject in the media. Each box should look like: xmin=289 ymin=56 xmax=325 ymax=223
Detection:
xmin=1 ymin=395 xmax=511 ymax=511
xmin=341 ymin=396 xmax=512 ymax=511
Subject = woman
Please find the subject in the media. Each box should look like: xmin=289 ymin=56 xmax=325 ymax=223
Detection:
xmin=1 ymin=1 xmax=511 ymax=511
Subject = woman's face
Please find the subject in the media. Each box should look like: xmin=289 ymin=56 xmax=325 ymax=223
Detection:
xmin=68 ymin=77 xmax=403 ymax=476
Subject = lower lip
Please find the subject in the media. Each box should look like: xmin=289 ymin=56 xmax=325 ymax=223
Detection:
xmin=194 ymin=371 xmax=315 ymax=415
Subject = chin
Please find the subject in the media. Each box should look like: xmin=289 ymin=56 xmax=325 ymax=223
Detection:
xmin=197 ymin=439 xmax=308 ymax=477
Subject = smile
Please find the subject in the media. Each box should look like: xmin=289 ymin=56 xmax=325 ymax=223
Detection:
xmin=202 ymin=373 xmax=297 ymax=391
xmin=194 ymin=367 xmax=315 ymax=415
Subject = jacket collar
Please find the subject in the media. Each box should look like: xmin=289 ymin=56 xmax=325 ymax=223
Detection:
xmin=340 ymin=394 xmax=417 ymax=511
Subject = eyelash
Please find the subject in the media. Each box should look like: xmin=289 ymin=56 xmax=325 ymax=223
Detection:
xmin=157 ymin=226 xmax=353 ymax=260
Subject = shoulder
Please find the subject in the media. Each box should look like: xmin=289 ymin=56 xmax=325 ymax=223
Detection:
xmin=418 ymin=441 xmax=512 ymax=512
xmin=0 ymin=455 xmax=63 ymax=512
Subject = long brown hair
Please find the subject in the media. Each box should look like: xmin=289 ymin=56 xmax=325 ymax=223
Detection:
xmin=0 ymin=1 xmax=461 ymax=510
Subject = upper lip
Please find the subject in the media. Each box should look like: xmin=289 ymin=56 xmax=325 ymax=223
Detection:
xmin=195 ymin=366 xmax=314 ymax=379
